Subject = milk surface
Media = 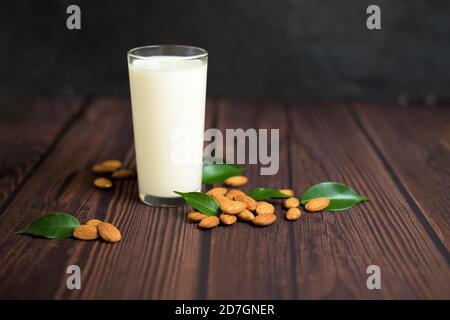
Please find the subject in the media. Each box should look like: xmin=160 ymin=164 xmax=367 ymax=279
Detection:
xmin=128 ymin=56 xmax=207 ymax=198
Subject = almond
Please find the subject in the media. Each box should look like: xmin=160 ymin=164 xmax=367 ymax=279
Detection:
xmin=224 ymin=176 xmax=248 ymax=187
xmin=285 ymin=207 xmax=301 ymax=221
xmin=279 ymin=189 xmax=295 ymax=197
xmin=86 ymin=219 xmax=102 ymax=226
xmin=237 ymin=209 xmax=255 ymax=222
xmin=225 ymin=188 xmax=244 ymax=199
xmin=199 ymin=216 xmax=220 ymax=229
xmin=219 ymin=213 xmax=237 ymax=225
xmin=101 ymin=160 xmax=122 ymax=170
xmin=92 ymin=163 xmax=117 ymax=174
xmin=283 ymin=197 xmax=300 ymax=209
xmin=215 ymin=195 xmax=247 ymax=214
xmin=256 ymin=201 xmax=275 ymax=215
xmin=305 ymin=197 xmax=330 ymax=212
xmin=206 ymin=187 xmax=228 ymax=197
xmin=253 ymin=214 xmax=277 ymax=227
xmin=94 ymin=177 xmax=113 ymax=189
xmin=98 ymin=222 xmax=121 ymax=243
xmin=234 ymin=194 xmax=257 ymax=211
xmin=111 ymin=168 xmax=135 ymax=179
xmin=188 ymin=211 xmax=208 ymax=222
xmin=73 ymin=225 xmax=98 ymax=240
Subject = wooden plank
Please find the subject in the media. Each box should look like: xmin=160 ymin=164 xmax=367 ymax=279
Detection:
xmin=0 ymin=95 xmax=84 ymax=210
xmin=206 ymin=100 xmax=297 ymax=299
xmin=288 ymin=103 xmax=449 ymax=299
xmin=351 ymin=103 xmax=450 ymax=250
xmin=0 ymin=97 xmax=215 ymax=299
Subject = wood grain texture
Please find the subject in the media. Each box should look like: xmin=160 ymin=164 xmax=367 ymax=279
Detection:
xmin=287 ymin=103 xmax=449 ymax=299
xmin=0 ymin=98 xmax=448 ymax=299
xmin=0 ymin=95 xmax=83 ymax=209
xmin=206 ymin=100 xmax=296 ymax=299
xmin=0 ymin=98 xmax=215 ymax=299
xmin=351 ymin=103 xmax=450 ymax=250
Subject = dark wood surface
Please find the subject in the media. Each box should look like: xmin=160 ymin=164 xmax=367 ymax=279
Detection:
xmin=0 ymin=96 xmax=448 ymax=299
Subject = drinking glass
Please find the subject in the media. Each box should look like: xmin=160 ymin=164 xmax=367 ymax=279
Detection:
xmin=127 ymin=45 xmax=208 ymax=206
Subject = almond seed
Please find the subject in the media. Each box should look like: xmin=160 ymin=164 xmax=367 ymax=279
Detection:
xmin=253 ymin=214 xmax=277 ymax=227
xmin=206 ymin=187 xmax=228 ymax=197
xmin=98 ymin=222 xmax=121 ymax=243
xmin=227 ymin=189 xmax=257 ymax=211
xmin=215 ymin=195 xmax=247 ymax=214
xmin=73 ymin=225 xmax=98 ymax=240
xmin=188 ymin=211 xmax=208 ymax=222
xmin=283 ymin=197 xmax=300 ymax=209
xmin=305 ymin=197 xmax=330 ymax=212
xmin=224 ymin=175 xmax=248 ymax=187
xmin=86 ymin=219 xmax=102 ymax=226
xmin=101 ymin=160 xmax=122 ymax=170
xmin=111 ymin=168 xmax=135 ymax=179
xmin=285 ymin=207 xmax=301 ymax=221
xmin=237 ymin=209 xmax=255 ymax=222
xmin=92 ymin=163 xmax=117 ymax=174
xmin=279 ymin=189 xmax=295 ymax=197
xmin=220 ymin=213 xmax=237 ymax=225
xmin=199 ymin=216 xmax=220 ymax=229
xmin=256 ymin=201 xmax=275 ymax=215
xmin=94 ymin=177 xmax=113 ymax=189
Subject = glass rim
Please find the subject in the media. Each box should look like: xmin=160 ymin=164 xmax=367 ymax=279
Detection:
xmin=127 ymin=45 xmax=208 ymax=60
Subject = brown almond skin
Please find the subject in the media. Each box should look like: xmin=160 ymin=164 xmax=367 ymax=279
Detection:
xmin=237 ymin=209 xmax=255 ymax=222
xmin=215 ymin=195 xmax=247 ymax=214
xmin=305 ymin=197 xmax=331 ymax=212
xmin=279 ymin=189 xmax=295 ymax=197
xmin=111 ymin=169 xmax=135 ymax=179
xmin=206 ymin=187 xmax=228 ymax=197
xmin=226 ymin=189 xmax=246 ymax=199
xmin=199 ymin=216 xmax=220 ymax=229
xmin=101 ymin=160 xmax=122 ymax=170
xmin=188 ymin=211 xmax=208 ymax=222
xmin=234 ymin=194 xmax=257 ymax=211
xmin=98 ymin=222 xmax=121 ymax=243
xmin=224 ymin=176 xmax=248 ymax=187
xmin=286 ymin=207 xmax=302 ymax=221
xmin=73 ymin=225 xmax=98 ymax=240
xmin=86 ymin=219 xmax=102 ymax=226
xmin=283 ymin=197 xmax=300 ymax=209
xmin=253 ymin=214 xmax=277 ymax=227
xmin=256 ymin=201 xmax=275 ymax=215
xmin=92 ymin=163 xmax=117 ymax=174
xmin=94 ymin=177 xmax=113 ymax=189
xmin=219 ymin=213 xmax=237 ymax=225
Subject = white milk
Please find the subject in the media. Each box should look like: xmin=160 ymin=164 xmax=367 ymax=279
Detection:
xmin=128 ymin=56 xmax=207 ymax=199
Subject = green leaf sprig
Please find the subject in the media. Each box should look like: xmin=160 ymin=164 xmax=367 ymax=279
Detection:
xmin=202 ymin=163 xmax=243 ymax=184
xmin=16 ymin=212 xmax=80 ymax=239
xmin=248 ymin=187 xmax=290 ymax=201
xmin=300 ymin=182 xmax=369 ymax=211
xmin=174 ymin=191 xmax=220 ymax=216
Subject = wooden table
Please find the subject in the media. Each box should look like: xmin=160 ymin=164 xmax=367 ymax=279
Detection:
xmin=0 ymin=95 xmax=448 ymax=299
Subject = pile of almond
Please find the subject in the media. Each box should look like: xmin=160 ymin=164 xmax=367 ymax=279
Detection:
xmin=73 ymin=219 xmax=121 ymax=243
xmin=92 ymin=159 xmax=135 ymax=189
xmin=190 ymin=176 xmax=331 ymax=229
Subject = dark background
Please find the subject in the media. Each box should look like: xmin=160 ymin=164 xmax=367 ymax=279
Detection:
xmin=1 ymin=0 xmax=449 ymax=101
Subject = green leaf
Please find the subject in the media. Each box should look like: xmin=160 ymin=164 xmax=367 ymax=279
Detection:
xmin=202 ymin=163 xmax=244 ymax=184
xmin=16 ymin=212 xmax=80 ymax=239
xmin=301 ymin=182 xmax=369 ymax=211
xmin=174 ymin=191 xmax=220 ymax=216
xmin=248 ymin=187 xmax=290 ymax=201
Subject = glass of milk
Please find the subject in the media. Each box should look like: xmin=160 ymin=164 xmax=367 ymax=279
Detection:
xmin=127 ymin=45 xmax=208 ymax=206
